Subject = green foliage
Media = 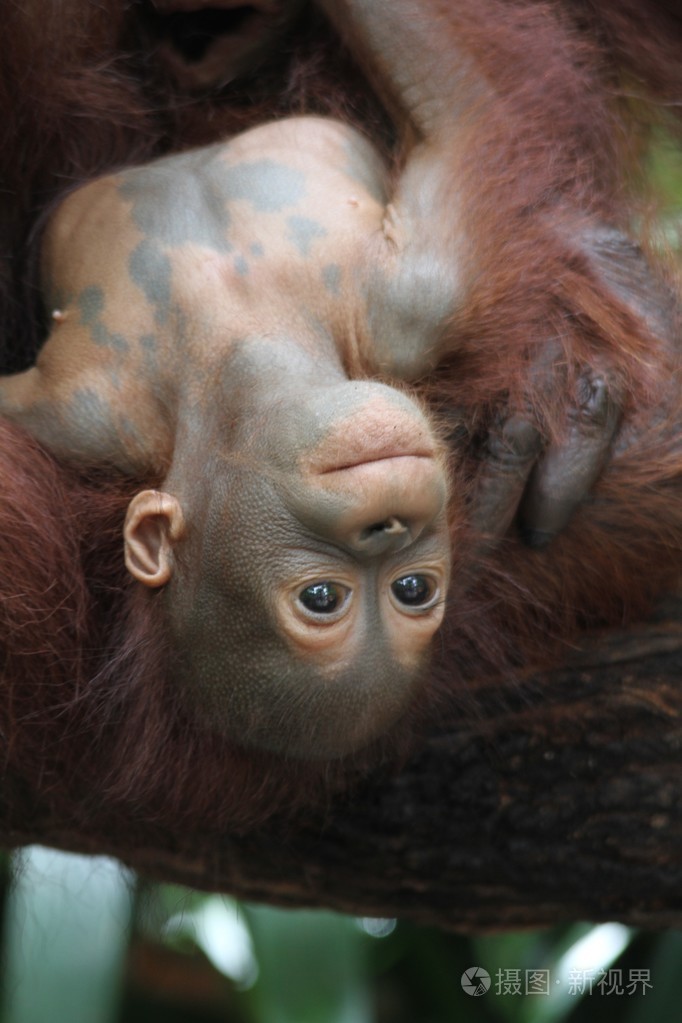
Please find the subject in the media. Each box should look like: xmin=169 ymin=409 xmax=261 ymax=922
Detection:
xmin=649 ymin=134 xmax=682 ymax=210
xmin=1 ymin=849 xmax=679 ymax=1023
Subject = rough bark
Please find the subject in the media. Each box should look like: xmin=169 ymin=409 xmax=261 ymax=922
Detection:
xmin=2 ymin=597 xmax=681 ymax=933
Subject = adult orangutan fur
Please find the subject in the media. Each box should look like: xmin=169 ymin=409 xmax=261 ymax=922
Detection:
xmin=0 ymin=0 xmax=680 ymax=830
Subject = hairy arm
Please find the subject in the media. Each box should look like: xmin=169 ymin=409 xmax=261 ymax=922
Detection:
xmin=316 ymin=0 xmax=678 ymax=545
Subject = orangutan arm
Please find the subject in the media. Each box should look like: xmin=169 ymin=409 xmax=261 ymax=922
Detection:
xmin=316 ymin=0 xmax=678 ymax=548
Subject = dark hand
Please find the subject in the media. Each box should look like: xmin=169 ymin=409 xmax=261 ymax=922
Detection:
xmin=472 ymin=225 xmax=675 ymax=550
xmin=472 ymin=367 xmax=620 ymax=549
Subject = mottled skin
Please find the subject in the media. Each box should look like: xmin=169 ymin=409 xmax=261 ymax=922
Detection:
xmin=0 ymin=112 xmax=457 ymax=757
xmin=22 ymin=114 xmax=457 ymax=471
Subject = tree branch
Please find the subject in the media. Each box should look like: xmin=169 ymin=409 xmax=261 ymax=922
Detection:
xmin=2 ymin=596 xmax=681 ymax=932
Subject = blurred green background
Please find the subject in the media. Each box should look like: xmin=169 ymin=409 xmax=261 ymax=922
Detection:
xmin=0 ymin=846 xmax=679 ymax=1022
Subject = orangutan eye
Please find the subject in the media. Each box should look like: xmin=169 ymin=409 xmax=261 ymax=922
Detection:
xmin=391 ymin=574 xmax=437 ymax=609
xmin=298 ymin=582 xmax=348 ymax=615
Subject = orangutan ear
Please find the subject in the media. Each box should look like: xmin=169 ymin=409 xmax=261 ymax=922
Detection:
xmin=124 ymin=490 xmax=185 ymax=588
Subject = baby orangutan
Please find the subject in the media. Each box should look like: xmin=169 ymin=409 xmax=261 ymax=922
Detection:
xmin=0 ymin=0 xmax=677 ymax=772
xmin=0 ymin=113 xmax=463 ymax=758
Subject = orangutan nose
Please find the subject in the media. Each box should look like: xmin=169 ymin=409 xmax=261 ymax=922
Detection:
xmin=325 ymin=455 xmax=447 ymax=554
xmin=354 ymin=515 xmax=410 ymax=554
xmin=367 ymin=515 xmax=408 ymax=537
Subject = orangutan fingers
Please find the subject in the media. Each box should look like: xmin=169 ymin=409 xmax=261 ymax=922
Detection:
xmin=471 ymin=412 xmax=544 ymax=546
xmin=471 ymin=368 xmax=620 ymax=553
xmin=519 ymin=370 xmax=621 ymax=547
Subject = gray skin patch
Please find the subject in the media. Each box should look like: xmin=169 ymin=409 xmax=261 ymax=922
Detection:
xmin=322 ymin=263 xmax=342 ymax=295
xmin=342 ymin=138 xmax=387 ymax=204
xmin=69 ymin=387 xmax=120 ymax=452
xmin=119 ymin=152 xmax=233 ymax=252
xmin=286 ymin=216 xmax=327 ymax=257
xmin=250 ymin=242 xmax=265 ymax=258
xmin=67 ymin=388 xmax=145 ymax=467
xmin=220 ymin=158 xmax=307 ymax=213
xmin=234 ymin=255 xmax=249 ymax=277
xmin=139 ymin=333 xmax=162 ymax=393
xmin=129 ymin=242 xmax=173 ymax=326
xmin=118 ymin=414 xmax=145 ymax=450
xmin=0 ymin=382 xmax=130 ymax=469
xmin=78 ymin=286 xmax=129 ymax=353
xmin=140 ymin=334 xmax=157 ymax=352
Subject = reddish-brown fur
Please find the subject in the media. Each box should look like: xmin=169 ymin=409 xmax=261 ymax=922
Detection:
xmin=0 ymin=1 xmax=680 ymax=829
